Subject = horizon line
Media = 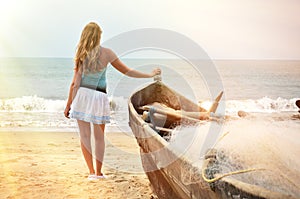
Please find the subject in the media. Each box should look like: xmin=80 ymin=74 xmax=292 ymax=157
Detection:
xmin=0 ymin=56 xmax=300 ymax=61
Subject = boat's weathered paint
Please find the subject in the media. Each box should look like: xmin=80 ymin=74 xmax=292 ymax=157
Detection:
xmin=128 ymin=81 xmax=217 ymax=199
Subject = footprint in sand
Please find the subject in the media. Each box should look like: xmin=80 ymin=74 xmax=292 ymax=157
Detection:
xmin=114 ymin=179 xmax=127 ymax=183
xmin=47 ymin=143 xmax=59 ymax=147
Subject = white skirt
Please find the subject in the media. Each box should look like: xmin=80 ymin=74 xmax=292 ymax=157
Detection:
xmin=69 ymin=87 xmax=110 ymax=124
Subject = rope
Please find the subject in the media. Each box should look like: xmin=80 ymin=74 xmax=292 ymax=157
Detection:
xmin=217 ymin=131 xmax=230 ymax=143
xmin=202 ymin=166 xmax=300 ymax=192
xmin=200 ymin=131 xmax=264 ymax=183
xmin=201 ymin=133 xmax=300 ymax=191
xmin=202 ymin=167 xmax=265 ymax=183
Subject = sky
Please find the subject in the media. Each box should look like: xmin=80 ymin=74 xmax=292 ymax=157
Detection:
xmin=0 ymin=0 xmax=299 ymax=59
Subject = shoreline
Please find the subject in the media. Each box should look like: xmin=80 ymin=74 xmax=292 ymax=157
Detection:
xmin=0 ymin=131 xmax=155 ymax=199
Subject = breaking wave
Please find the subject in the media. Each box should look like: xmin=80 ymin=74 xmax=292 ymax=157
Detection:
xmin=0 ymin=95 xmax=298 ymax=113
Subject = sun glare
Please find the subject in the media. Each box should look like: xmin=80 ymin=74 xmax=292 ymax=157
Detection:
xmin=199 ymin=101 xmax=213 ymax=112
xmin=0 ymin=0 xmax=15 ymax=27
xmin=0 ymin=0 xmax=22 ymax=57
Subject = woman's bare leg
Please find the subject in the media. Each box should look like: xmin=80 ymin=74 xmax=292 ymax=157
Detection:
xmin=93 ymin=123 xmax=105 ymax=176
xmin=77 ymin=120 xmax=95 ymax=175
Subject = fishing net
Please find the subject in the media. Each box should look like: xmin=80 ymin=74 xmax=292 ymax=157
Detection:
xmin=171 ymin=120 xmax=300 ymax=198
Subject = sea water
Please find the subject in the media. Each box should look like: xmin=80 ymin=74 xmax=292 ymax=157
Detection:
xmin=0 ymin=58 xmax=299 ymax=132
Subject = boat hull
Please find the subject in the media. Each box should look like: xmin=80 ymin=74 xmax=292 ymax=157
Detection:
xmin=128 ymin=81 xmax=298 ymax=199
xmin=128 ymin=81 xmax=217 ymax=199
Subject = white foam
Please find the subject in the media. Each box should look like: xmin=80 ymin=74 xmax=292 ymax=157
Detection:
xmin=225 ymin=97 xmax=299 ymax=113
xmin=0 ymin=96 xmax=65 ymax=112
xmin=1 ymin=95 xmax=298 ymax=113
xmin=1 ymin=95 xmax=299 ymax=131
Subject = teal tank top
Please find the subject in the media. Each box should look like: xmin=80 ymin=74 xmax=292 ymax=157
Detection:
xmin=80 ymin=68 xmax=107 ymax=93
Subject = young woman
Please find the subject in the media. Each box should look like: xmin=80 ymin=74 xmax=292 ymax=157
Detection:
xmin=64 ymin=22 xmax=161 ymax=180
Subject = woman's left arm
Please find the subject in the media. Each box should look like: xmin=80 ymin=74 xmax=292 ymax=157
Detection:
xmin=64 ymin=69 xmax=82 ymax=118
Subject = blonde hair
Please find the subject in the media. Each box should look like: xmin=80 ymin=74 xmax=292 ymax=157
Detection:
xmin=74 ymin=22 xmax=103 ymax=73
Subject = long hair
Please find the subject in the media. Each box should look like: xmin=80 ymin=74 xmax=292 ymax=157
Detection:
xmin=74 ymin=22 xmax=103 ymax=73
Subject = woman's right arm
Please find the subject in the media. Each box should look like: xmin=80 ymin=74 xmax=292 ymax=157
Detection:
xmin=64 ymin=69 xmax=81 ymax=118
xmin=111 ymin=58 xmax=161 ymax=78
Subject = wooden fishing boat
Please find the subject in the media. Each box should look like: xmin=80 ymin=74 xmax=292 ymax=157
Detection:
xmin=128 ymin=80 xmax=298 ymax=199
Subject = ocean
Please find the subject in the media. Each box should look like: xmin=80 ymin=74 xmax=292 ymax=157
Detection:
xmin=0 ymin=58 xmax=299 ymax=132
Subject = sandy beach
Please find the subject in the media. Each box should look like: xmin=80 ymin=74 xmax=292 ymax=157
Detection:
xmin=0 ymin=131 xmax=155 ymax=199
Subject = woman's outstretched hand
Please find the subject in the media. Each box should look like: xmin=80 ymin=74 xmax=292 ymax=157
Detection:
xmin=151 ymin=68 xmax=162 ymax=77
